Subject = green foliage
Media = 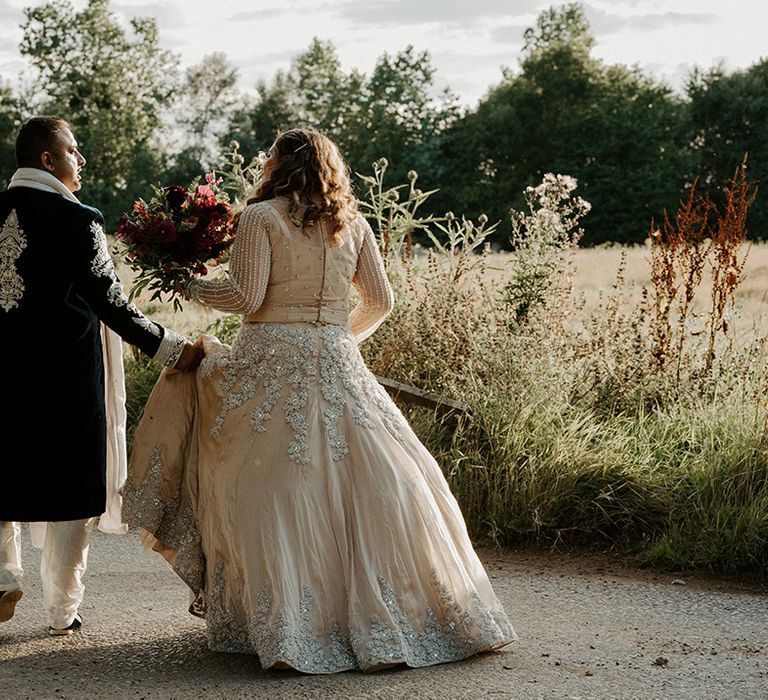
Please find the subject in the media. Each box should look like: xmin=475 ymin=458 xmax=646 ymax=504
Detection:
xmin=216 ymin=140 xmax=264 ymax=206
xmin=522 ymin=2 xmax=594 ymax=56
xmin=687 ymin=60 xmax=768 ymax=239
xmin=19 ymin=0 xmax=179 ymax=226
xmin=2 ymin=0 xmax=764 ymax=249
xmin=0 ymin=82 xmax=22 ymax=187
xmin=431 ymin=3 xmax=691 ymax=246
xmin=225 ymin=38 xmax=459 ymax=191
xmin=357 ymin=167 xmax=766 ymax=577
xmin=164 ymin=53 xmax=241 ymax=182
xmin=503 ymin=173 xmax=589 ymax=324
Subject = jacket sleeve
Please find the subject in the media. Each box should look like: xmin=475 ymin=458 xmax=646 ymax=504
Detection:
xmin=71 ymin=208 xmax=187 ymax=367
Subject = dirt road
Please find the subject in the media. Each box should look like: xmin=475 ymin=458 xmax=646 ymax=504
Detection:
xmin=1 ymin=529 xmax=765 ymax=699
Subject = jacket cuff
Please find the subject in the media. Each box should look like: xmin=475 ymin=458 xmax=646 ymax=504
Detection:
xmin=153 ymin=329 xmax=187 ymax=367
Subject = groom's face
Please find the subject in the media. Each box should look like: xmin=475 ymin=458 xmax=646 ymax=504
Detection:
xmin=42 ymin=127 xmax=86 ymax=193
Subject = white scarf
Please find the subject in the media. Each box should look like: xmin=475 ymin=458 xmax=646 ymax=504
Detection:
xmin=9 ymin=168 xmax=80 ymax=202
xmin=9 ymin=168 xmax=128 ymax=538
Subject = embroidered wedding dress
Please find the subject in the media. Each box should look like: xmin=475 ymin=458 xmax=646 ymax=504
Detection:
xmin=123 ymin=197 xmax=516 ymax=673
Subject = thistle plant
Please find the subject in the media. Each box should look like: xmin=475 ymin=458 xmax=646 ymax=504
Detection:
xmin=356 ymin=158 xmax=441 ymax=266
xmin=217 ymin=140 xmax=264 ymax=207
xmin=503 ymin=173 xmax=591 ymax=325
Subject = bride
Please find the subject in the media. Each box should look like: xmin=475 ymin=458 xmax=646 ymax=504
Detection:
xmin=123 ymin=127 xmax=517 ymax=673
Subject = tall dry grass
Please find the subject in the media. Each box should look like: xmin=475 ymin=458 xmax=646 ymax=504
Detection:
xmin=122 ymin=159 xmax=768 ymax=577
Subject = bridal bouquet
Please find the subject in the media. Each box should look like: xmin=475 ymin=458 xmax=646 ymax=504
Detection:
xmin=117 ymin=173 xmax=235 ymax=311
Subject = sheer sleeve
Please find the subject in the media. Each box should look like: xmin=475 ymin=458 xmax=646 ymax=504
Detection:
xmin=349 ymin=220 xmax=395 ymax=343
xmin=189 ymin=204 xmax=272 ymax=314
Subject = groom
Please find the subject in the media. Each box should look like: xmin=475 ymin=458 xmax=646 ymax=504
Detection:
xmin=0 ymin=116 xmax=201 ymax=634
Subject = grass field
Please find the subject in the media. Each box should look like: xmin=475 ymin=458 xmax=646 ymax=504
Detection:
xmin=120 ymin=238 xmax=768 ymax=579
xmin=122 ymin=241 xmax=768 ymax=337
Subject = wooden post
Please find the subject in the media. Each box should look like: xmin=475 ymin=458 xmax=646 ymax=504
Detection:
xmin=375 ymin=375 xmax=467 ymax=415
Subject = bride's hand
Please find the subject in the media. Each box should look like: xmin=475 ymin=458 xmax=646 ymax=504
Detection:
xmin=173 ymin=340 xmax=204 ymax=372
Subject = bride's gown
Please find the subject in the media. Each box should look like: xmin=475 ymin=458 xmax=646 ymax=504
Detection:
xmin=123 ymin=197 xmax=517 ymax=673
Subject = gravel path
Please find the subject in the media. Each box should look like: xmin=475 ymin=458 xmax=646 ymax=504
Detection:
xmin=1 ymin=528 xmax=765 ymax=699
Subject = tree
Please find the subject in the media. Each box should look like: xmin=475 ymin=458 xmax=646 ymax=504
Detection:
xmin=224 ymin=39 xmax=459 ymax=194
xmin=20 ymin=0 xmax=179 ymax=226
xmin=165 ymin=53 xmax=240 ymax=182
xmin=687 ymin=60 xmax=768 ymax=239
xmin=433 ymin=2 xmax=690 ymax=246
xmin=347 ymin=46 xmax=460 ymax=188
xmin=226 ymin=39 xmax=360 ymax=160
xmin=0 ymin=82 xmax=23 ymax=187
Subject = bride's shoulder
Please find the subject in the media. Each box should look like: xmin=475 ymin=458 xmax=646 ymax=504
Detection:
xmin=242 ymin=198 xmax=280 ymax=214
xmin=240 ymin=199 xmax=285 ymax=226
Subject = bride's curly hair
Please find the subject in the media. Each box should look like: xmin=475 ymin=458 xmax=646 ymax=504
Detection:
xmin=247 ymin=128 xmax=358 ymax=243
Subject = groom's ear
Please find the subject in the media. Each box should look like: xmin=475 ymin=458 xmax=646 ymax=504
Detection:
xmin=40 ymin=150 xmax=56 ymax=172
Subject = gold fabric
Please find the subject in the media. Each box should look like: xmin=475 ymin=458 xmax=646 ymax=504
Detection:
xmin=124 ymin=198 xmax=516 ymax=673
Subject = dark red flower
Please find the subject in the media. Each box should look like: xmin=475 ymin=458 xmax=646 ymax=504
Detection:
xmin=165 ymin=185 xmax=188 ymax=210
xmin=155 ymin=219 xmax=178 ymax=245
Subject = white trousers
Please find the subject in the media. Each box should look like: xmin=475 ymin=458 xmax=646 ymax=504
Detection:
xmin=0 ymin=519 xmax=95 ymax=629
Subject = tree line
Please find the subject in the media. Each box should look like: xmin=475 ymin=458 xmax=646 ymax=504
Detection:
xmin=0 ymin=0 xmax=764 ymax=246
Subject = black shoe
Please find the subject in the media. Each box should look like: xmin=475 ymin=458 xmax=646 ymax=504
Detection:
xmin=49 ymin=613 xmax=83 ymax=636
xmin=0 ymin=589 xmax=23 ymax=623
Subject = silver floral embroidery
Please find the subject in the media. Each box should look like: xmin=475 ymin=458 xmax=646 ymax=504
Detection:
xmin=354 ymin=572 xmax=513 ymax=670
xmin=206 ymin=323 xmax=407 ymax=464
xmin=89 ymin=219 xmax=161 ymax=337
xmin=121 ymin=443 xmax=205 ymax=593
xmin=153 ymin=330 xmax=187 ymax=367
xmin=205 ymin=570 xmax=514 ymax=672
xmin=132 ymin=314 xmax=161 ymax=336
xmin=206 ymin=562 xmax=249 ymax=653
xmin=248 ymin=581 xmax=357 ymax=673
xmin=90 ymin=220 xmax=114 ymax=276
xmin=0 ymin=210 xmax=27 ymax=312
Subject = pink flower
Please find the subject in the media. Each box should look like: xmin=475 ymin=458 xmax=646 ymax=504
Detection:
xmin=196 ymin=184 xmax=216 ymax=204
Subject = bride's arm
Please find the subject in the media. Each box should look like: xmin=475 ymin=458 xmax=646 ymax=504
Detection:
xmin=349 ymin=218 xmax=395 ymax=343
xmin=188 ymin=204 xmax=271 ymax=314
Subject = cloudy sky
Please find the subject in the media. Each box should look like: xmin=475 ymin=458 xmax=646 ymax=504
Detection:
xmin=0 ymin=0 xmax=765 ymax=105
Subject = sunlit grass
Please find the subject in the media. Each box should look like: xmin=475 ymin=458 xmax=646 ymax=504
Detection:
xmin=120 ymin=164 xmax=768 ymax=578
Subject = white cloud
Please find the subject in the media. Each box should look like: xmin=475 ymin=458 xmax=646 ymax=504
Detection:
xmin=112 ymin=1 xmax=190 ymax=28
xmin=329 ymin=0 xmax=544 ymax=27
xmin=584 ymin=5 xmax=717 ymax=34
xmin=227 ymin=8 xmax=293 ymax=22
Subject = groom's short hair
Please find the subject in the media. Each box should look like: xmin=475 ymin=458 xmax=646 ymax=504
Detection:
xmin=15 ymin=116 xmax=71 ymax=168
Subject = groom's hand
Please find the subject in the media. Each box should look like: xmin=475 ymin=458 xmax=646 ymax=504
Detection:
xmin=173 ymin=341 xmax=204 ymax=372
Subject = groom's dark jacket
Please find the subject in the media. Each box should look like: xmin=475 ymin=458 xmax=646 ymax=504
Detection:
xmin=0 ymin=185 xmax=169 ymax=521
